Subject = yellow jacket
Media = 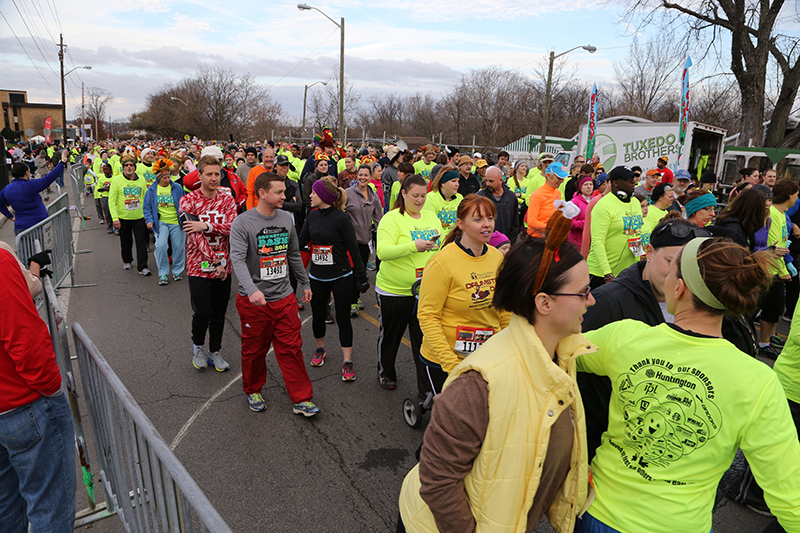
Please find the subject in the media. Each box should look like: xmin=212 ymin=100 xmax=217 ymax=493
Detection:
xmin=399 ymin=314 xmax=595 ymax=532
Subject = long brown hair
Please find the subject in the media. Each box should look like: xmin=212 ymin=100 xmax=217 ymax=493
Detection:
xmin=429 ymin=164 xmax=457 ymax=193
xmin=393 ymin=174 xmax=427 ymax=214
xmin=443 ymin=195 xmax=497 ymax=247
xmin=318 ymin=176 xmax=347 ymax=211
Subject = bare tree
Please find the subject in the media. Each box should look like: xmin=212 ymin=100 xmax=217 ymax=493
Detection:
xmin=85 ymin=87 xmax=114 ymax=123
xmin=612 ymin=38 xmax=683 ymax=119
xmin=308 ymin=66 xmax=360 ymax=137
xmin=621 ymin=0 xmax=800 ymax=148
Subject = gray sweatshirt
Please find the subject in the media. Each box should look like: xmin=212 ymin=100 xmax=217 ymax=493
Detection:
xmin=229 ymin=208 xmax=309 ymax=301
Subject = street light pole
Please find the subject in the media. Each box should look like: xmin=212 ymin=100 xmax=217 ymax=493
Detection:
xmin=57 ymin=33 xmax=92 ymax=144
xmin=539 ymin=45 xmax=597 ymax=153
xmin=298 ymin=4 xmax=345 ymax=143
xmin=302 ymin=81 xmax=327 ymax=140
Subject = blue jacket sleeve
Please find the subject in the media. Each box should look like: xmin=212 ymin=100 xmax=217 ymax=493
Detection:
xmin=143 ymin=185 xmax=157 ymax=225
xmin=0 ymin=189 xmax=12 ymax=219
xmin=31 ymin=162 xmax=64 ymax=192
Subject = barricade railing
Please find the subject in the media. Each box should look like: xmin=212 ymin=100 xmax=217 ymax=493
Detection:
xmin=70 ymin=164 xmax=88 ymax=229
xmin=48 ymin=191 xmax=70 ymax=217
xmin=72 ymin=323 xmax=233 ymax=533
xmin=16 ymin=206 xmax=74 ymax=288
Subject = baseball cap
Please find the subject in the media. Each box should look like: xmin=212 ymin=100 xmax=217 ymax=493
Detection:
xmin=275 ymin=154 xmax=295 ymax=171
xmin=675 ymin=169 xmax=693 ymax=181
xmin=538 ymin=152 xmax=555 ymax=162
xmin=658 ymin=156 xmax=669 ymax=163
xmin=475 ymin=159 xmax=488 ymax=169
xmin=645 ymin=169 xmax=662 ymax=177
xmin=546 ymin=162 xmax=569 ymax=179
xmin=608 ymin=166 xmax=636 ymax=181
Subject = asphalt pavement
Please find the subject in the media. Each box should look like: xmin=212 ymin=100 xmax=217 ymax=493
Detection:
xmin=1 ymin=185 xmax=782 ymax=533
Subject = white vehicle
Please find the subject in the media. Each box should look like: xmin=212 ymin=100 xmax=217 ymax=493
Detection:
xmin=560 ymin=116 xmax=727 ymax=180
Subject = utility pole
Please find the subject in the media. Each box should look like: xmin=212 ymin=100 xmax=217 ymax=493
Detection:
xmin=81 ymin=82 xmax=85 ymax=143
xmin=58 ymin=34 xmax=66 ymax=144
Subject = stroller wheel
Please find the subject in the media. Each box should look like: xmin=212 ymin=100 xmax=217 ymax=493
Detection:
xmin=403 ymin=398 xmax=423 ymax=428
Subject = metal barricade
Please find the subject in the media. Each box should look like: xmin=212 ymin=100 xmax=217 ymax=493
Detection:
xmin=72 ymin=323 xmax=233 ymax=533
xmin=70 ymin=164 xmax=87 ymax=229
xmin=48 ymin=191 xmax=70 ymax=217
xmin=15 ymin=206 xmax=74 ymax=288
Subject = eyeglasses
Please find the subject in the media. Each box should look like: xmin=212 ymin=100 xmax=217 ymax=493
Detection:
xmin=547 ymin=287 xmax=592 ymax=300
xmin=123 ymin=163 xmax=135 ymax=167
xmin=651 ymin=221 xmax=713 ymax=240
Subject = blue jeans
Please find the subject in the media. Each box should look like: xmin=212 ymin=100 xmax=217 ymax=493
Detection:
xmin=575 ymin=512 xmax=713 ymax=533
xmin=155 ymin=222 xmax=185 ymax=277
xmin=0 ymin=392 xmax=76 ymax=533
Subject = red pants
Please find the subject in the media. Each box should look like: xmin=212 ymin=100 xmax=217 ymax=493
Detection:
xmin=236 ymin=293 xmax=313 ymax=403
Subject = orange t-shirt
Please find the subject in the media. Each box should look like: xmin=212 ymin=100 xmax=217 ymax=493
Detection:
xmin=246 ymin=165 xmax=271 ymax=210
xmin=526 ymin=183 xmax=561 ymax=234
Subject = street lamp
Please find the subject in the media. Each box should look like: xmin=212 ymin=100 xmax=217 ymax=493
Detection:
xmin=170 ymin=96 xmax=189 ymax=107
xmin=302 ymin=81 xmax=327 ymax=140
xmin=298 ymin=3 xmax=345 ymax=144
xmin=59 ymin=58 xmax=91 ymax=143
xmin=539 ymin=45 xmax=597 ymax=153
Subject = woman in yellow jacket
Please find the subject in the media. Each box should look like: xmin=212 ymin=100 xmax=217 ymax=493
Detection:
xmin=417 ymin=195 xmax=510 ymax=395
xmin=399 ymin=230 xmax=596 ymax=532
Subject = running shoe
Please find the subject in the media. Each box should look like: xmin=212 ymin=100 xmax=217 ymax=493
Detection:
xmin=113 ymin=229 xmax=120 ymax=236
xmin=173 ymin=273 xmax=183 ymax=281
xmin=342 ymin=361 xmax=356 ymax=381
xmin=357 ymin=298 xmax=365 ymax=310
xmin=758 ymin=344 xmax=781 ymax=360
xmin=207 ymin=351 xmax=230 ymax=372
xmin=192 ymin=344 xmax=207 ymax=369
xmin=158 ymin=276 xmax=168 ymax=286
xmin=139 ymin=268 xmax=152 ymax=276
xmin=325 ymin=312 xmax=334 ymax=324
xmin=107 ymin=228 xmax=114 ymax=234
xmin=311 ymin=347 xmax=326 ymax=367
xmin=366 ymin=261 xmax=377 ymax=271
xmin=292 ymin=401 xmax=320 ymax=417
xmin=247 ymin=393 xmax=266 ymax=412
xmin=771 ymin=334 xmax=786 ymax=348
xmin=123 ymin=262 xmax=132 ymax=270
xmin=350 ymin=304 xmax=359 ymax=317
xmin=297 ymin=302 xmax=305 ymax=310
xmin=378 ymin=375 xmax=396 ymax=390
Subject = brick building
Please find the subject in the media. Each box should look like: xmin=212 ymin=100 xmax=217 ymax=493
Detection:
xmin=1 ymin=89 xmax=63 ymax=141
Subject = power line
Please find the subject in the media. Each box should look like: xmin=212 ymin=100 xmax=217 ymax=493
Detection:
xmin=29 ymin=0 xmax=58 ymax=43
xmin=0 ymin=10 xmax=58 ymax=94
xmin=10 ymin=0 xmax=59 ymax=77
xmin=269 ymin=27 xmax=338 ymax=89
xmin=46 ymin=0 xmax=63 ymax=33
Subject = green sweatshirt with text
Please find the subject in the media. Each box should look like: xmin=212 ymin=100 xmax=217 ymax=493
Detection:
xmin=586 ymin=193 xmax=644 ymax=277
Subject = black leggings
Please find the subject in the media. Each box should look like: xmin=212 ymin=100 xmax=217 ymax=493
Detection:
xmin=188 ymin=275 xmax=232 ymax=352
xmin=311 ymin=276 xmax=354 ymax=347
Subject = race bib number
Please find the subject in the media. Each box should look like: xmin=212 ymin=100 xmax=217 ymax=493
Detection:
xmin=218 ymin=186 xmax=233 ymax=197
xmin=415 ymin=267 xmax=425 ymax=281
xmin=260 ymin=255 xmax=287 ymax=280
xmin=312 ymin=245 xmax=333 ymax=265
xmin=627 ymin=237 xmax=645 ymax=257
xmin=125 ymin=198 xmax=141 ymax=211
xmin=454 ymin=326 xmax=495 ymax=355
xmin=201 ymin=251 xmax=227 ymax=272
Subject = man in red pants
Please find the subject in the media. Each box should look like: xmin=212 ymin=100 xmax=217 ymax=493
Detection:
xmin=229 ymin=172 xmax=318 ymax=416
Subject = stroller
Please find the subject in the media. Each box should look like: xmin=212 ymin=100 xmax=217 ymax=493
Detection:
xmin=402 ymin=278 xmax=434 ymax=428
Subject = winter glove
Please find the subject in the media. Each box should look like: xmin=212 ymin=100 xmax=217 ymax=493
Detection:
xmin=39 ymin=268 xmax=53 ymax=278
xmin=358 ymin=278 xmax=370 ymax=293
xmin=789 ymin=263 xmax=798 ymax=278
xmin=28 ymin=249 xmax=52 ymax=268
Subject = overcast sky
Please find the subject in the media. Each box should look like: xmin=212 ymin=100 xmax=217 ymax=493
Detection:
xmin=2 ymin=0 xmax=798 ymax=126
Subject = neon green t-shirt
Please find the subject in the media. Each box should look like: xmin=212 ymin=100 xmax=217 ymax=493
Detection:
xmin=376 ymin=208 xmax=441 ymax=296
xmin=586 ymin=194 xmax=644 ymax=277
xmin=767 ymin=205 xmax=790 ymax=277
xmin=156 ymin=185 xmax=178 ymax=224
xmin=137 ymin=162 xmax=157 ymax=188
xmin=390 ymin=180 xmax=401 ymax=211
xmin=775 ymin=304 xmax=800 ymax=405
xmin=641 ymin=205 xmax=668 ymax=247
xmin=414 ymin=160 xmax=436 ymax=182
xmin=579 ymin=320 xmax=800 ymax=533
xmin=423 ymin=191 xmax=463 ymax=237
xmin=108 ymin=174 xmax=146 ymax=221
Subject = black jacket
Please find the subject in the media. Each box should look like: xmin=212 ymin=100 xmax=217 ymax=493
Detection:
xmin=713 ymin=216 xmax=754 ymax=252
xmin=578 ymin=261 xmax=757 ymax=461
xmin=458 ymin=173 xmax=481 ymax=197
xmin=298 ymin=207 xmax=367 ymax=284
xmin=476 ymin=185 xmax=520 ymax=240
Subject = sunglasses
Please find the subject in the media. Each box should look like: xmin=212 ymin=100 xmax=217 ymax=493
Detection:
xmin=123 ymin=163 xmax=136 ymax=167
xmin=547 ymin=287 xmax=592 ymax=300
xmin=652 ymin=222 xmax=713 ymax=240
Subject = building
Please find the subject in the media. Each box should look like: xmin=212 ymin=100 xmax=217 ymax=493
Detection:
xmin=1 ymin=90 xmax=63 ymax=141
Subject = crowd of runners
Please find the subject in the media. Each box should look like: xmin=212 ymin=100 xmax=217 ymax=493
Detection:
xmin=3 ymin=130 xmax=800 ymax=532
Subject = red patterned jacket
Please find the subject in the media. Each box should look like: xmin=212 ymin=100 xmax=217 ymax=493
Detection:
xmin=179 ymin=189 xmax=237 ymax=278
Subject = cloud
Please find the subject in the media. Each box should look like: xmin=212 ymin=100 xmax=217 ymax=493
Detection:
xmin=170 ymin=13 xmax=214 ymax=34
xmin=387 ymin=0 xmax=601 ymax=21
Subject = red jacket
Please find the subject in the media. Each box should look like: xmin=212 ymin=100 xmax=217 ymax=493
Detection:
xmin=0 ymin=249 xmax=61 ymax=412
xmin=183 ymin=167 xmax=247 ymax=212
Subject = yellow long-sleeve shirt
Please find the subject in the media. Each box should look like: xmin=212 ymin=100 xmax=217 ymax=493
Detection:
xmin=418 ymin=242 xmax=510 ymax=373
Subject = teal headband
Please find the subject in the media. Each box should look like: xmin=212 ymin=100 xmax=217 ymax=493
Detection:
xmin=680 ymin=238 xmax=726 ymax=310
xmin=440 ymin=170 xmax=460 ymax=184
xmin=684 ymin=194 xmax=717 ymax=218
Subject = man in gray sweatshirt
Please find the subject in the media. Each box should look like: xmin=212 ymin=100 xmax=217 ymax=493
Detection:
xmin=229 ymin=171 xmax=318 ymax=417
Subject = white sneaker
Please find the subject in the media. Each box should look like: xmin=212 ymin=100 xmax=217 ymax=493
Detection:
xmin=192 ymin=345 xmax=207 ymax=369
xmin=123 ymin=263 xmax=132 ymax=270
xmin=207 ymin=351 xmax=230 ymax=372
xmin=139 ymin=268 xmax=152 ymax=276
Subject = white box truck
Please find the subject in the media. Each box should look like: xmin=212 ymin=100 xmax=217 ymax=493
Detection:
xmin=567 ymin=117 xmax=727 ymax=179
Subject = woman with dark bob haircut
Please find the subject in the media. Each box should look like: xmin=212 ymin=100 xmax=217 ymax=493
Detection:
xmin=399 ymin=229 xmax=597 ymax=532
